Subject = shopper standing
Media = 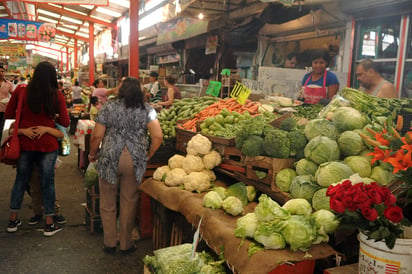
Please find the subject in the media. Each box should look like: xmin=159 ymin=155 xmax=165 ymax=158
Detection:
xmin=155 ymin=75 xmax=181 ymax=109
xmin=0 ymin=64 xmax=14 ymax=143
xmin=88 ymin=77 xmax=163 ymax=254
xmin=92 ymin=79 xmax=118 ymax=105
xmin=5 ymin=61 xmax=70 ymax=236
xmin=144 ymin=71 xmax=162 ymax=103
xmin=71 ymin=79 xmax=85 ymax=104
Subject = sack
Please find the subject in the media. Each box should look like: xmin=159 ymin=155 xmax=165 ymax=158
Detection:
xmin=56 ymin=123 xmax=71 ymax=156
xmin=0 ymin=134 xmax=20 ymax=165
xmin=84 ymin=162 xmax=98 ymax=188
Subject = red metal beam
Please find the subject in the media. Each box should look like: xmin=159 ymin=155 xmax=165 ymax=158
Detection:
xmin=36 ymin=3 xmax=116 ymax=29
xmin=0 ymin=1 xmax=12 ymax=17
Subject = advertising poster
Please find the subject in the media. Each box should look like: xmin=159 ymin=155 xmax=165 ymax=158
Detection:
xmin=157 ymin=17 xmax=208 ymax=45
xmin=0 ymin=44 xmax=26 ymax=56
xmin=0 ymin=19 xmax=56 ymax=42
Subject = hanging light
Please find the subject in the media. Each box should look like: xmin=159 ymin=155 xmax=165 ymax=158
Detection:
xmin=198 ymin=0 xmax=204 ymax=20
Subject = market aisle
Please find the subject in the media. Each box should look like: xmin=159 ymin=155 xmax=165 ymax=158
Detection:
xmin=0 ymin=137 xmax=152 ymax=273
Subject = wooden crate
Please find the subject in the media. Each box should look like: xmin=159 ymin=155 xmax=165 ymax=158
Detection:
xmin=244 ymin=156 xmax=295 ymax=190
xmin=86 ymin=187 xmax=100 ymax=216
xmin=84 ymin=207 xmax=103 ymax=233
xmin=136 ymin=191 xmax=153 ymax=239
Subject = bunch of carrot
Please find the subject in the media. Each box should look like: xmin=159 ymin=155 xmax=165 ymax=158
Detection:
xmin=177 ymin=98 xmax=260 ymax=132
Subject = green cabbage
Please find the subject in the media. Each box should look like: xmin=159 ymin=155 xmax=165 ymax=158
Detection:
xmin=332 ymin=107 xmax=368 ymax=131
xmin=275 ymin=168 xmax=297 ymax=192
xmin=311 ymin=188 xmax=330 ymax=211
xmin=203 ymin=191 xmax=223 ymax=209
xmin=225 ymin=182 xmax=248 ymax=206
xmin=312 ymin=209 xmax=340 ymax=234
xmin=289 ymin=175 xmax=320 ymax=202
xmin=337 ymin=130 xmax=365 ymax=156
xmin=303 ymin=118 xmax=339 ymax=140
xmin=235 ymin=213 xmax=258 ymax=239
xmin=246 ymin=185 xmax=256 ymax=202
xmin=315 ymin=161 xmax=354 ymax=187
xmin=304 ymin=136 xmax=340 ymax=164
xmin=254 ymin=221 xmax=287 ymax=249
xmin=295 ymin=158 xmax=318 ymax=176
xmin=370 ymin=166 xmax=396 ymax=186
xmin=254 ymin=194 xmax=290 ymax=222
xmin=343 ymin=156 xmax=372 ymax=177
xmin=212 ymin=186 xmax=227 ymax=199
xmin=281 ymin=215 xmax=317 ymax=251
xmin=282 ymin=198 xmax=313 ymax=216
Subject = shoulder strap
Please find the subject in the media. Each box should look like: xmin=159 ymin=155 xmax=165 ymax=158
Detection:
xmin=304 ymin=73 xmax=313 ymax=86
xmin=323 ymin=70 xmax=327 ymax=88
xmin=12 ymin=87 xmax=25 ymax=136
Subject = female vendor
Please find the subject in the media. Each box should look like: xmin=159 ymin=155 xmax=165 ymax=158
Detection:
xmin=300 ymin=49 xmax=340 ymax=104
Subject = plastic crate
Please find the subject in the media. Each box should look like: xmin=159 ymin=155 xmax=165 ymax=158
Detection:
xmin=269 ymin=260 xmax=315 ymax=274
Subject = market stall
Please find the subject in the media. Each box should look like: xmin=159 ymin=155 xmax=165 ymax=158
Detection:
xmin=139 ymin=178 xmax=336 ymax=273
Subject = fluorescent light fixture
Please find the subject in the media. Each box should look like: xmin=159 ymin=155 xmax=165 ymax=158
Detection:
xmin=60 ymin=24 xmax=79 ymax=30
xmin=55 ymin=35 xmax=68 ymax=40
xmin=38 ymin=9 xmax=61 ymax=18
xmin=80 ymin=5 xmax=93 ymax=9
xmin=64 ymin=7 xmax=88 ymax=16
xmin=76 ymin=32 xmax=89 ymax=38
xmin=37 ymin=16 xmax=58 ymax=24
xmin=109 ymin=0 xmax=129 ymax=8
xmin=79 ymin=28 xmax=88 ymax=33
xmin=0 ymin=14 xmax=9 ymax=17
xmin=48 ymin=4 xmax=62 ymax=8
xmin=91 ymin=15 xmax=111 ymax=23
xmin=61 ymin=16 xmax=83 ymax=25
xmin=57 ymin=27 xmax=75 ymax=34
xmin=96 ymin=7 xmax=121 ymax=17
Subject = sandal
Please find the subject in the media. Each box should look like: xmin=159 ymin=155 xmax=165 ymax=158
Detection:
xmin=120 ymin=244 xmax=137 ymax=255
xmin=103 ymin=245 xmax=116 ymax=254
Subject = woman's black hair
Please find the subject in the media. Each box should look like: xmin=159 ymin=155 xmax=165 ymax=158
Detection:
xmin=310 ymin=48 xmax=331 ymax=64
xmin=27 ymin=61 xmax=58 ymax=117
xmin=90 ymin=96 xmax=99 ymax=105
xmin=117 ymin=77 xmax=145 ymax=109
xmin=165 ymin=75 xmax=176 ymax=85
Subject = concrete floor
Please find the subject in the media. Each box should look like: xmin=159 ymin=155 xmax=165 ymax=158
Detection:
xmin=0 ymin=137 xmax=152 ymax=274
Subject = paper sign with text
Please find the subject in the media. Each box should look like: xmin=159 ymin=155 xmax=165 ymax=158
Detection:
xmin=230 ymin=82 xmax=251 ymax=105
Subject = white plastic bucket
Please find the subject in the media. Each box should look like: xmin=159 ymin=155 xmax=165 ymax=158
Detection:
xmin=358 ymin=232 xmax=412 ymax=274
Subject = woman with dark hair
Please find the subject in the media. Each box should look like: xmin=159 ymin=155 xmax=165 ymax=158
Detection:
xmin=5 ymin=61 xmax=70 ymax=236
xmin=155 ymin=75 xmax=181 ymax=109
xmin=88 ymin=77 xmax=163 ymax=254
xmin=299 ymin=48 xmax=340 ymax=104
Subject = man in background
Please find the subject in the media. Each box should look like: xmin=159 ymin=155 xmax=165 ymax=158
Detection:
xmin=144 ymin=71 xmax=162 ymax=103
xmin=283 ymin=52 xmax=299 ymax=68
xmin=0 ymin=64 xmax=14 ymax=142
xmin=356 ymin=59 xmax=397 ymax=98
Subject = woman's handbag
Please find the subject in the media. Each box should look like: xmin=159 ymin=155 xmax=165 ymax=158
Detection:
xmin=0 ymin=90 xmax=24 ymax=165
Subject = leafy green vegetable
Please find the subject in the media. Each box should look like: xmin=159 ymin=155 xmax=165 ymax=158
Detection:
xmin=222 ymin=196 xmax=244 ymax=216
xmin=247 ymin=242 xmax=264 ymax=257
xmin=304 ymin=118 xmax=339 ymax=140
xmin=280 ymin=215 xmax=317 ymax=252
xmin=279 ymin=117 xmax=298 ymax=132
xmin=203 ymin=191 xmax=223 ymax=209
xmin=337 ymin=130 xmax=365 ymax=156
xmin=275 ymin=168 xmax=297 ymax=192
xmin=304 ymin=136 xmax=340 ymax=164
xmin=225 ymin=182 xmax=248 ymax=206
xmin=282 ymin=198 xmax=313 ymax=216
xmin=295 ymin=158 xmax=318 ymax=176
xmin=254 ymin=221 xmax=287 ymax=249
xmin=246 ymin=185 xmax=257 ymax=202
xmin=315 ymin=161 xmax=354 ymax=187
xmin=343 ymin=156 xmax=372 ymax=177
xmin=254 ymin=194 xmax=290 ymax=222
xmin=288 ymin=130 xmax=308 ymax=157
xmin=312 ymin=209 xmax=340 ymax=234
xmin=370 ymin=165 xmax=396 ymax=186
xmin=332 ymin=106 xmax=368 ymax=131
xmin=311 ymin=188 xmax=330 ymax=211
xmin=235 ymin=213 xmax=258 ymax=239
xmin=289 ymin=175 xmax=320 ymax=202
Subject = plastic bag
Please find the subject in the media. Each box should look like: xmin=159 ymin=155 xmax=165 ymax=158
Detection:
xmin=84 ymin=162 xmax=98 ymax=188
xmin=318 ymin=94 xmax=351 ymax=120
xmin=56 ymin=123 xmax=71 ymax=156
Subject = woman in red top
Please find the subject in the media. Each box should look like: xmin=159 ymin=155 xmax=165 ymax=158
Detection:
xmin=5 ymin=61 xmax=70 ymax=236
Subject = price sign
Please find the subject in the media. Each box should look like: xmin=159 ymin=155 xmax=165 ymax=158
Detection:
xmin=205 ymin=81 xmax=222 ymax=97
xmin=230 ymin=81 xmax=251 ymax=105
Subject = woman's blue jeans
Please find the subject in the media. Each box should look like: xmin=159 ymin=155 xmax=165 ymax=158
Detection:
xmin=10 ymin=150 xmax=58 ymax=216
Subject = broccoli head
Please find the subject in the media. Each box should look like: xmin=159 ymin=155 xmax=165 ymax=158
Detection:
xmin=241 ymin=135 xmax=265 ymax=156
xmin=263 ymin=129 xmax=290 ymax=158
xmin=288 ymin=130 xmax=308 ymax=157
xmin=279 ymin=117 xmax=298 ymax=132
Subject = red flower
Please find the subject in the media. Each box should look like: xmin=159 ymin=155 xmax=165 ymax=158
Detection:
xmin=353 ymin=192 xmax=369 ymax=205
xmin=384 ymin=206 xmax=404 ymax=223
xmin=330 ymin=199 xmax=345 ymax=213
xmin=367 ymin=188 xmax=384 ymax=204
xmin=342 ymin=196 xmax=358 ymax=211
xmin=361 ymin=207 xmax=378 ymax=221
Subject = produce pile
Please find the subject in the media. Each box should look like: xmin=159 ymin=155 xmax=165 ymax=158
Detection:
xmin=157 ymin=96 xmax=219 ymax=139
xmin=143 ymin=243 xmax=226 ymax=273
xmin=153 ymin=134 xmax=222 ymax=193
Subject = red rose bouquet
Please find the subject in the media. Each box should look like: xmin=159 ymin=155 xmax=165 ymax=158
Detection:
xmin=327 ymin=180 xmax=410 ymax=249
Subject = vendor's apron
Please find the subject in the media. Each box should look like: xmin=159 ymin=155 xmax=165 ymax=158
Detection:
xmin=303 ymin=70 xmax=327 ymax=104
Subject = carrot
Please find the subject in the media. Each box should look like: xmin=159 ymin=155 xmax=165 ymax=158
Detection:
xmin=396 ymin=115 xmax=404 ymax=131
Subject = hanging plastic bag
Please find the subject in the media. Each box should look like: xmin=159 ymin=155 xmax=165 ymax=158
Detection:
xmin=84 ymin=162 xmax=98 ymax=188
xmin=56 ymin=123 xmax=71 ymax=156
